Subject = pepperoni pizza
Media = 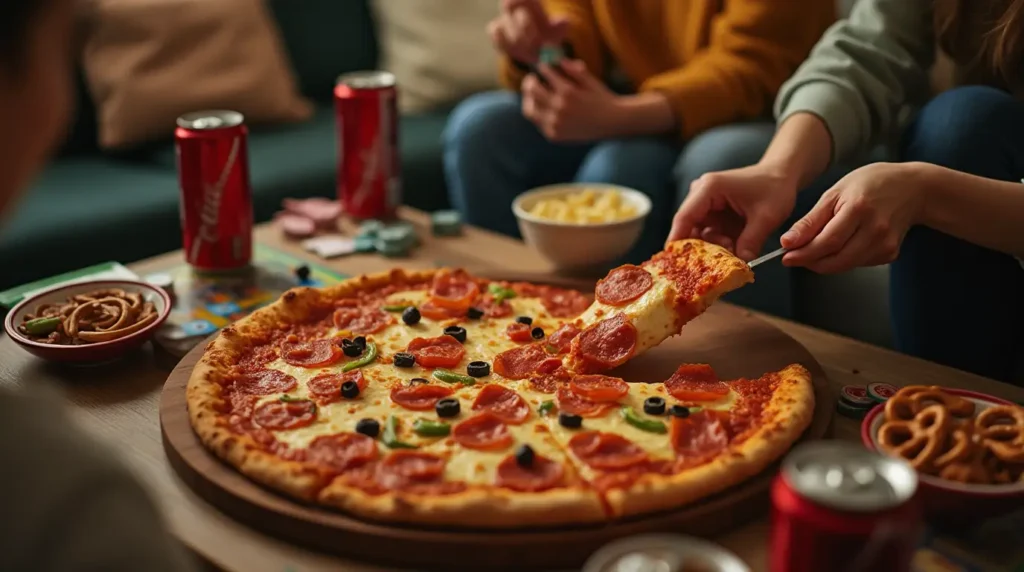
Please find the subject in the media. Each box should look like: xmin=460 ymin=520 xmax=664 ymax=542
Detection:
xmin=186 ymin=239 xmax=815 ymax=527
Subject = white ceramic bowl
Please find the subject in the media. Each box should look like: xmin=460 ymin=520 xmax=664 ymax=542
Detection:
xmin=512 ymin=183 xmax=651 ymax=270
xmin=4 ymin=279 xmax=171 ymax=364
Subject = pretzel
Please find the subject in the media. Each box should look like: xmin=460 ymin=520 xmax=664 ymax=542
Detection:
xmin=976 ymin=405 xmax=1024 ymax=464
xmin=939 ymin=449 xmax=992 ymax=485
xmin=932 ymin=420 xmax=976 ymax=470
xmin=877 ymin=404 xmax=952 ymax=471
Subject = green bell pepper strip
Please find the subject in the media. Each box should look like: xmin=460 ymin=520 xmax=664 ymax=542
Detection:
xmin=488 ymin=283 xmax=517 ymax=304
xmin=341 ymin=341 xmax=377 ymax=372
xmin=538 ymin=400 xmax=555 ymax=416
xmin=432 ymin=369 xmax=476 ymax=386
xmin=381 ymin=304 xmax=408 ymax=312
xmin=382 ymin=415 xmax=418 ymax=449
xmin=621 ymin=406 xmax=667 ymax=434
xmin=412 ymin=419 xmax=451 ymax=437
xmin=22 ymin=316 xmax=60 ymax=336
xmin=688 ymin=406 xmax=703 ymax=414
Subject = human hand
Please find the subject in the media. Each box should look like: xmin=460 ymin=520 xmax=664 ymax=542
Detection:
xmin=521 ymin=60 xmax=621 ymax=142
xmin=780 ymin=162 xmax=927 ymax=273
xmin=667 ymin=164 xmax=798 ymax=261
xmin=488 ymin=0 xmax=569 ymax=64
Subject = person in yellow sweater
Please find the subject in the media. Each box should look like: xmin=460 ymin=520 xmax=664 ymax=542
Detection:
xmin=444 ymin=0 xmax=834 ymax=262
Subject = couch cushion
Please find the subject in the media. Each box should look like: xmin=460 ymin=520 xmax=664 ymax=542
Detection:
xmin=269 ymin=0 xmax=378 ymax=103
xmin=0 ymin=159 xmax=182 ymax=289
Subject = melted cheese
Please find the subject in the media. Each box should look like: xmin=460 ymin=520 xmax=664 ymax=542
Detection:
xmin=576 ymin=266 xmax=678 ymax=358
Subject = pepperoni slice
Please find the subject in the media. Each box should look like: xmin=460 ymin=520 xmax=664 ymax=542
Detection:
xmin=547 ymin=323 xmax=580 ymax=354
xmin=572 ymin=313 xmax=637 ymax=372
xmin=307 ymin=370 xmax=366 ymax=403
xmin=570 ymin=375 xmax=628 ymax=402
xmin=380 ymin=451 xmax=446 ymax=481
xmin=664 ymin=364 xmax=729 ymax=401
xmin=407 ymin=335 xmax=466 ymax=368
xmin=234 ymin=369 xmax=297 ymax=395
xmin=252 ymin=399 xmax=317 ymax=430
xmin=541 ymin=288 xmax=592 ymax=318
xmin=529 ymin=375 xmax=560 ymax=394
xmin=493 ymin=344 xmax=561 ymax=380
xmin=306 ymin=433 xmax=378 ymax=472
xmin=281 ymin=339 xmax=341 ymax=368
xmin=556 ymin=387 xmax=616 ymax=418
xmin=430 ymin=270 xmax=480 ymax=309
xmin=477 ymin=295 xmax=513 ymax=318
xmin=496 ymin=454 xmax=565 ymax=492
xmin=419 ymin=300 xmax=467 ymax=321
xmin=568 ymin=431 xmax=648 ymax=470
xmin=506 ymin=322 xmax=533 ymax=342
xmin=333 ymin=307 xmax=394 ymax=334
xmin=390 ymin=384 xmax=455 ymax=411
xmin=595 ymin=265 xmax=654 ymax=306
xmin=671 ymin=410 xmax=729 ymax=459
xmin=472 ymin=384 xmax=530 ymax=424
xmin=452 ymin=413 xmax=514 ymax=451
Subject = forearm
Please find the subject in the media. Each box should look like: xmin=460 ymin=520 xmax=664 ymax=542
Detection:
xmin=758 ymin=112 xmax=833 ymax=189
xmin=607 ymin=92 xmax=676 ymax=137
xmin=917 ymin=163 xmax=1024 ymax=259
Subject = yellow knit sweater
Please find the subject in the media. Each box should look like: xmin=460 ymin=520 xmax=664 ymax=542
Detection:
xmin=500 ymin=0 xmax=835 ymax=139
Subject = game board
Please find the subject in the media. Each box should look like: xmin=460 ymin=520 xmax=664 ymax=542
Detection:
xmin=153 ymin=244 xmax=345 ymax=356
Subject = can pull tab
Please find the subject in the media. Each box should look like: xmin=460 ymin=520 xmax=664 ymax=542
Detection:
xmin=823 ymin=464 xmax=878 ymax=490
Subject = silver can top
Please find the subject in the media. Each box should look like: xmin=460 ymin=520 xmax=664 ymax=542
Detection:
xmin=782 ymin=442 xmax=917 ymax=512
xmin=176 ymin=110 xmax=245 ymax=130
xmin=582 ymin=534 xmax=750 ymax=572
xmin=337 ymin=70 xmax=396 ymax=90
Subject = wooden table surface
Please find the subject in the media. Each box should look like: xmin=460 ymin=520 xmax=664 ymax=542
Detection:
xmin=2 ymin=208 xmax=1021 ymax=572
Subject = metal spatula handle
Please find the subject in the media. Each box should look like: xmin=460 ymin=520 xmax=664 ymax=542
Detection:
xmin=747 ymin=247 xmax=787 ymax=268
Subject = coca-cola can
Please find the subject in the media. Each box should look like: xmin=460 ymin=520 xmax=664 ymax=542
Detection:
xmin=770 ymin=442 xmax=922 ymax=572
xmin=175 ymin=110 xmax=253 ymax=272
xmin=583 ymin=534 xmax=749 ymax=572
xmin=334 ymin=71 xmax=401 ymax=219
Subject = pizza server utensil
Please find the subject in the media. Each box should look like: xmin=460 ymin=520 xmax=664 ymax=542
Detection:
xmin=747 ymin=247 xmax=787 ymax=269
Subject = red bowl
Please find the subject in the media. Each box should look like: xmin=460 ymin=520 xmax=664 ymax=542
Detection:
xmin=3 ymin=279 xmax=171 ymax=364
xmin=861 ymin=388 xmax=1024 ymax=520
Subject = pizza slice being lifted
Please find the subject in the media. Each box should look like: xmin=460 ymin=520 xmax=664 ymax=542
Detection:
xmin=563 ymin=239 xmax=753 ymax=373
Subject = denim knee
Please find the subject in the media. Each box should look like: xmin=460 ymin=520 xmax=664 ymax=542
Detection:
xmin=902 ymin=86 xmax=1024 ymax=175
xmin=443 ymin=91 xmax=525 ymax=163
xmin=673 ymin=122 xmax=775 ymax=208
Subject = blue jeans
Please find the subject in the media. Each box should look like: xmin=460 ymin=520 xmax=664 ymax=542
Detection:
xmin=891 ymin=86 xmax=1024 ymax=383
xmin=444 ymin=90 xmax=773 ymax=263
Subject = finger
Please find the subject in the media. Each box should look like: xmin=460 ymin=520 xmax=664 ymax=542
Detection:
xmin=668 ymin=186 xmax=711 ymax=244
xmin=520 ymin=74 xmax=552 ymax=111
xmin=505 ymin=0 xmax=550 ymax=30
xmin=734 ymin=214 xmax=779 ymax=261
xmin=514 ymin=9 xmax=541 ymax=54
xmin=783 ymin=207 xmax=859 ymax=267
xmin=700 ymin=227 xmax=735 ymax=251
xmin=780 ymin=191 xmax=837 ymax=250
xmin=556 ymin=59 xmax=598 ymax=87
xmin=489 ymin=21 xmax=514 ymax=54
xmin=536 ymin=63 xmax=573 ymax=92
xmin=804 ymin=226 xmax=875 ymax=274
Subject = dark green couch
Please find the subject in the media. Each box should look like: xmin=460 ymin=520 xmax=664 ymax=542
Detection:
xmin=0 ymin=0 xmax=453 ymax=290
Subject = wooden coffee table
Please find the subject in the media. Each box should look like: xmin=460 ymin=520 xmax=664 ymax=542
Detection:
xmin=1 ymin=208 xmax=1021 ymax=571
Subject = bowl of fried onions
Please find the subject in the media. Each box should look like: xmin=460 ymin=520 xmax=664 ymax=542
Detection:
xmin=4 ymin=280 xmax=171 ymax=363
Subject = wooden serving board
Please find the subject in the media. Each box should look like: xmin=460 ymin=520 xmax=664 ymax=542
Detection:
xmin=160 ymin=303 xmax=834 ymax=571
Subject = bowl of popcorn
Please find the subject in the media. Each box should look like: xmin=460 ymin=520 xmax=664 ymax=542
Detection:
xmin=512 ymin=184 xmax=651 ymax=270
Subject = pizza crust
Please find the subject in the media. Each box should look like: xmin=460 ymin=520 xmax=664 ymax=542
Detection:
xmin=605 ymin=364 xmax=815 ymax=518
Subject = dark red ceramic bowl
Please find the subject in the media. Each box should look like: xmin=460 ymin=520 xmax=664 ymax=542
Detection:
xmin=3 ymin=279 xmax=171 ymax=364
xmin=861 ymin=388 xmax=1024 ymax=520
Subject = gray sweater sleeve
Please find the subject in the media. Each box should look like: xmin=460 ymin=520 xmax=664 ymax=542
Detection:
xmin=0 ymin=388 xmax=195 ymax=572
xmin=774 ymin=0 xmax=937 ymax=162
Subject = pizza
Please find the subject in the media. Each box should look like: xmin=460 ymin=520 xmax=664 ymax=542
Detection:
xmin=186 ymin=239 xmax=815 ymax=527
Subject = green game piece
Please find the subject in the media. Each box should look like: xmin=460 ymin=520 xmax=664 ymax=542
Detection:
xmin=539 ymin=44 xmax=565 ymax=66
xmin=431 ymin=210 xmax=462 ymax=237
xmin=358 ymin=219 xmax=384 ymax=238
xmin=385 ymin=221 xmax=420 ymax=247
xmin=354 ymin=236 xmax=376 ymax=253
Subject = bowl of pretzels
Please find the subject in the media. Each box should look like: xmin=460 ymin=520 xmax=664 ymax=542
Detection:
xmin=4 ymin=280 xmax=171 ymax=364
xmin=862 ymin=385 xmax=1024 ymax=518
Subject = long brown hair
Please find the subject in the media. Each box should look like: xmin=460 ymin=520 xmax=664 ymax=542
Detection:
xmin=935 ymin=0 xmax=1024 ymax=91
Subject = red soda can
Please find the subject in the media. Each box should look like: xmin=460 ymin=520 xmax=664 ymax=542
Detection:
xmin=770 ymin=442 xmax=922 ymax=572
xmin=334 ymin=71 xmax=401 ymax=219
xmin=175 ymin=110 xmax=253 ymax=272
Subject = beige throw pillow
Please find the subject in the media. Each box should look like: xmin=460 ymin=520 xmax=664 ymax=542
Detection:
xmin=81 ymin=0 xmax=312 ymax=149
xmin=372 ymin=0 xmax=501 ymax=114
